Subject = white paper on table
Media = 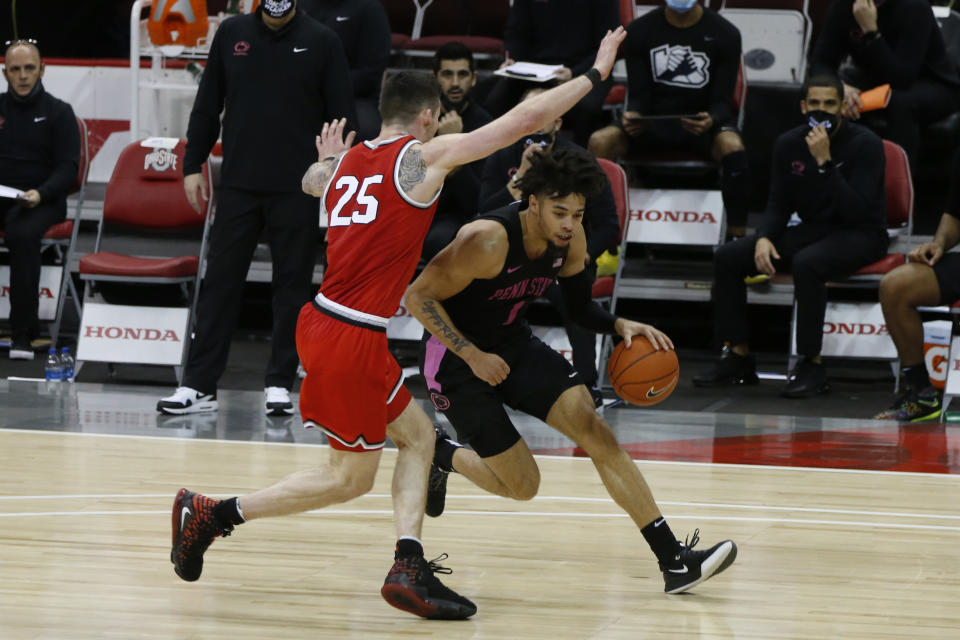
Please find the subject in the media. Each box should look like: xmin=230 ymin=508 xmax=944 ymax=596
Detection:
xmin=0 ymin=184 xmax=26 ymax=199
xmin=494 ymin=61 xmax=565 ymax=83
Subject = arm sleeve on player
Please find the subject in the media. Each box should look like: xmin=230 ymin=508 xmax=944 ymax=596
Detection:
xmin=558 ymin=270 xmax=618 ymax=334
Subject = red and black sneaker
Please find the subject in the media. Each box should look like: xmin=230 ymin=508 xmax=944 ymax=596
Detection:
xmin=381 ymin=552 xmax=477 ymax=619
xmin=170 ymin=488 xmax=233 ymax=582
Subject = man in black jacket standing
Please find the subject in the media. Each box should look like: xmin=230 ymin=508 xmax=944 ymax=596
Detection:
xmin=157 ymin=0 xmax=356 ymax=416
xmin=303 ymin=0 xmax=390 ymax=141
xmin=810 ymin=0 xmax=960 ymax=166
xmin=693 ymin=74 xmax=889 ymax=398
xmin=0 ymin=40 xmax=79 ymax=360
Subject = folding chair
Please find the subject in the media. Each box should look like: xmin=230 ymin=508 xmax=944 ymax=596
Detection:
xmin=74 ymin=139 xmax=213 ymax=380
xmin=402 ymin=0 xmax=507 ymax=60
xmin=49 ymin=116 xmax=90 ymax=347
xmin=719 ymin=0 xmax=811 ymax=84
xmin=595 ymin=158 xmax=629 ymax=389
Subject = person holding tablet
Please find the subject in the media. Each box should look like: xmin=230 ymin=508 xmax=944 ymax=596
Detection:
xmin=588 ymin=0 xmax=750 ymax=235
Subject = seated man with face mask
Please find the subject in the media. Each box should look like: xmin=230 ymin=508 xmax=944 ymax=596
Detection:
xmin=692 ymin=74 xmax=889 ymax=398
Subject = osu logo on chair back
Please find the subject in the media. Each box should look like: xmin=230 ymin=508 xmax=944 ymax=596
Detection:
xmin=149 ymin=0 xmax=210 ymax=47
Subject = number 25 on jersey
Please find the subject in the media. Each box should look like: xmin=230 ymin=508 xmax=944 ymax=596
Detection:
xmin=329 ymin=174 xmax=383 ymax=226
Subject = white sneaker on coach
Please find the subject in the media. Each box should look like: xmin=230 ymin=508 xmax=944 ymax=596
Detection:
xmin=265 ymin=386 xmax=294 ymax=416
xmin=9 ymin=346 xmax=34 ymax=360
xmin=157 ymin=387 xmax=218 ymax=415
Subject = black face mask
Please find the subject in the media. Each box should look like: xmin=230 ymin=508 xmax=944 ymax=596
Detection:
xmin=806 ymin=110 xmax=839 ymax=135
xmin=523 ymin=132 xmax=554 ymax=149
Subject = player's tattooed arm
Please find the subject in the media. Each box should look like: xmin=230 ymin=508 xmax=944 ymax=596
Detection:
xmin=301 ymin=155 xmax=340 ymax=197
xmin=421 ymin=300 xmax=473 ymax=353
xmin=398 ymin=147 xmax=427 ymax=193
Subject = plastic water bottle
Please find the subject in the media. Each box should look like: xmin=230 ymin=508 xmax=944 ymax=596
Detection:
xmin=60 ymin=347 xmax=75 ymax=383
xmin=44 ymin=348 xmax=62 ymax=383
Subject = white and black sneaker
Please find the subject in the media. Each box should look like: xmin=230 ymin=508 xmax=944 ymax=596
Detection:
xmin=264 ymin=386 xmax=295 ymax=416
xmin=157 ymin=387 xmax=218 ymax=415
xmin=660 ymin=529 xmax=737 ymax=594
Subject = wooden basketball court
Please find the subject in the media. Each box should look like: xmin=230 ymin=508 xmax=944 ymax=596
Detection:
xmin=2 ymin=426 xmax=958 ymax=638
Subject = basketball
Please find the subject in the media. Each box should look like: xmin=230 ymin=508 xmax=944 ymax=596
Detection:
xmin=606 ymin=337 xmax=679 ymax=406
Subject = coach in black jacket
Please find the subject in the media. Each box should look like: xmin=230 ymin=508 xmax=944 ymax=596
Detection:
xmin=694 ymin=74 xmax=889 ymax=398
xmin=157 ymin=0 xmax=356 ymax=416
xmin=0 ymin=41 xmax=79 ymax=360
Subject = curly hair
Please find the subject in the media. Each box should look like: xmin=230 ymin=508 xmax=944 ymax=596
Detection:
xmin=518 ymin=147 xmax=608 ymax=203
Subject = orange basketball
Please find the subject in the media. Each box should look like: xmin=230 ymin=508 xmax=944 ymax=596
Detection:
xmin=606 ymin=337 xmax=679 ymax=406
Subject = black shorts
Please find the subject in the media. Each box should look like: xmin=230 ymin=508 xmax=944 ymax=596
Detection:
xmin=421 ymin=331 xmax=584 ymax=458
xmin=933 ymin=252 xmax=960 ymax=305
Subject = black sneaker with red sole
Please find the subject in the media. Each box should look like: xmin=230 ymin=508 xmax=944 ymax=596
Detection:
xmin=170 ymin=488 xmax=233 ymax=582
xmin=381 ymin=552 xmax=476 ymax=619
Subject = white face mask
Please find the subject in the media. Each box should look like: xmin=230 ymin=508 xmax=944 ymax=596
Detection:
xmin=262 ymin=0 xmax=294 ymax=18
xmin=665 ymin=0 xmax=698 ymax=14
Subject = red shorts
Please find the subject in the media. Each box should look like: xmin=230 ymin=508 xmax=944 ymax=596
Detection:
xmin=296 ymin=302 xmax=412 ymax=452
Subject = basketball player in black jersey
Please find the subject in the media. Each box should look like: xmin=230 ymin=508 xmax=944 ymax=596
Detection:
xmin=406 ymin=147 xmax=738 ymax=594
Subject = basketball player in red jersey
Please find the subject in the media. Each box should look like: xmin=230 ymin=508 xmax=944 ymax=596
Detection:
xmin=169 ymin=26 xmax=628 ymax=620
xmin=406 ymin=147 xmax=738 ymax=595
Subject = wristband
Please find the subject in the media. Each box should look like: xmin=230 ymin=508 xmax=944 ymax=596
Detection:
xmin=862 ymin=30 xmax=880 ymax=42
xmin=584 ymin=68 xmax=602 ymax=90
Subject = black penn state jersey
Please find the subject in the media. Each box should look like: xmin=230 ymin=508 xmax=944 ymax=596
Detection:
xmin=442 ymin=203 xmax=567 ymax=351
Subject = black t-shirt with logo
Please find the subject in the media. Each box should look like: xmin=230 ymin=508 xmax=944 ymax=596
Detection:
xmin=624 ymin=7 xmax=741 ymax=126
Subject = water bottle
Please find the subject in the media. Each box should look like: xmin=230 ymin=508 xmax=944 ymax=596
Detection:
xmin=44 ymin=348 xmax=62 ymax=383
xmin=60 ymin=347 xmax=75 ymax=383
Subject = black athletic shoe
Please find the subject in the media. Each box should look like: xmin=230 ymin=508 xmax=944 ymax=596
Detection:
xmin=692 ymin=346 xmax=758 ymax=387
xmin=426 ymin=426 xmax=455 ymax=518
xmin=660 ymin=530 xmax=737 ymax=594
xmin=170 ymin=488 xmax=233 ymax=582
xmin=781 ymin=358 xmax=829 ymax=398
xmin=381 ymin=552 xmax=477 ymax=619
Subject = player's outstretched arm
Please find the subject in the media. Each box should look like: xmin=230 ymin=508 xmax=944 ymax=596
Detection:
xmin=302 ymin=118 xmax=356 ymax=196
xmin=406 ymin=221 xmax=512 ymax=386
xmin=421 ymin=26 xmax=626 ymax=173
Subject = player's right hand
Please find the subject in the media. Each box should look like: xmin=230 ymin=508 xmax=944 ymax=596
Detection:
xmin=467 ymin=349 xmax=510 ymax=387
xmin=592 ymin=26 xmax=627 ymax=80
xmin=183 ymin=172 xmax=207 ymax=215
xmin=909 ymin=241 xmax=944 ymax=266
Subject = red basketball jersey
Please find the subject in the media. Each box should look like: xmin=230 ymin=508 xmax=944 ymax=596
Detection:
xmin=320 ymin=136 xmax=440 ymax=317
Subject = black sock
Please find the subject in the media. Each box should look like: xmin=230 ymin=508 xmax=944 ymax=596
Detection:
xmin=213 ymin=497 xmax=245 ymax=527
xmin=395 ymin=537 xmax=424 ymax=558
xmin=720 ymin=150 xmax=750 ymax=229
xmin=435 ymin=432 xmax=462 ymax=473
xmin=641 ymin=517 xmax=683 ymax=565
xmin=903 ymin=364 xmax=930 ymax=392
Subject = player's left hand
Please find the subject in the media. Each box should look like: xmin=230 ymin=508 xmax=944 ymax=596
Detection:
xmin=315 ymin=118 xmax=356 ymax=159
xmin=805 ymin=124 xmax=831 ymax=166
xmin=680 ymin=112 xmax=712 ymax=135
xmin=615 ymin=318 xmax=674 ymax=351
xmin=19 ymin=189 xmax=41 ymax=208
